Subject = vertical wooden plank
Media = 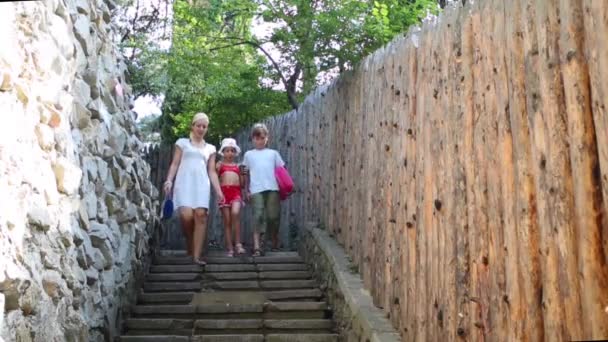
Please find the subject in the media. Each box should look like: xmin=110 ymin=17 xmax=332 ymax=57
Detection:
xmin=479 ymin=1 xmax=508 ymax=339
xmin=439 ymin=8 xmax=460 ymax=337
xmin=512 ymin=0 xmax=547 ymax=340
xmin=489 ymin=1 xmax=518 ymax=341
xmin=398 ymin=33 xmax=418 ymax=340
xmin=558 ymin=0 xmax=608 ymax=338
xmin=414 ymin=21 xmax=432 ymax=340
xmin=582 ymin=0 xmax=608 ymax=266
xmin=457 ymin=8 xmax=475 ymax=340
xmin=361 ymin=56 xmax=374 ymax=291
xmin=531 ymin=0 xmax=581 ymax=340
xmin=390 ymin=38 xmax=405 ymax=333
xmin=503 ymin=1 xmax=540 ymax=340
xmin=442 ymin=4 xmax=467 ymax=340
xmin=382 ymin=42 xmax=396 ymax=315
xmin=468 ymin=2 xmax=492 ymax=339
xmin=427 ymin=19 xmax=444 ymax=341
xmin=372 ymin=50 xmax=385 ymax=306
xmin=351 ymin=70 xmax=363 ymax=268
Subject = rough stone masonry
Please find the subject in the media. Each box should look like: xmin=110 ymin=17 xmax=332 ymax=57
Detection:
xmin=0 ymin=0 xmax=159 ymax=341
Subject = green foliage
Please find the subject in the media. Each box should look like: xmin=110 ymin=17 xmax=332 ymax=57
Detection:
xmin=118 ymin=0 xmax=439 ymax=145
xmin=161 ymin=0 xmax=291 ymax=145
xmin=137 ymin=114 xmax=162 ymax=144
xmin=314 ymin=0 xmax=438 ymax=72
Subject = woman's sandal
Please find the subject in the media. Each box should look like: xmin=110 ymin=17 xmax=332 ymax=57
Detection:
xmin=193 ymin=257 xmax=207 ymax=266
xmin=235 ymin=244 xmax=246 ymax=255
xmin=252 ymin=249 xmax=263 ymax=257
xmin=226 ymin=250 xmax=234 ymax=258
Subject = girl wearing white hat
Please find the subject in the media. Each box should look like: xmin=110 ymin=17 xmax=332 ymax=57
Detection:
xmin=163 ymin=112 xmax=224 ymax=265
xmin=216 ymin=138 xmax=246 ymax=257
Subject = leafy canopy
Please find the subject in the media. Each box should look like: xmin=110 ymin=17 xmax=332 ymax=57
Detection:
xmin=116 ymin=0 xmax=439 ymax=144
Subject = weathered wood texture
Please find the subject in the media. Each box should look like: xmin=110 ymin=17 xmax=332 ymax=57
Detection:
xmin=233 ymin=1 xmax=608 ymax=340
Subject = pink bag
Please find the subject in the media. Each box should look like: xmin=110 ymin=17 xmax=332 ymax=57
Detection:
xmin=274 ymin=166 xmax=294 ymax=200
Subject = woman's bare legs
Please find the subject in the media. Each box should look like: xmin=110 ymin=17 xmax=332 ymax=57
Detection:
xmin=179 ymin=207 xmax=195 ymax=256
xmin=192 ymin=208 xmax=208 ymax=264
xmin=221 ymin=207 xmax=234 ymax=255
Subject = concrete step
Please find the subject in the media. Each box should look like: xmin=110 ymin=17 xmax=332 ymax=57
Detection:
xmin=191 ymin=336 xmax=264 ymax=342
xmin=137 ymin=289 xmax=323 ymax=304
xmin=125 ymin=318 xmax=333 ymax=337
xmin=258 ymin=271 xmax=311 ymax=280
xmin=146 ymin=273 xmax=201 ymax=282
xmin=265 ymin=302 xmax=328 ymax=312
xmin=266 ymin=334 xmax=338 ymax=342
xmin=138 ymin=292 xmax=194 ymax=304
xmin=204 ymin=280 xmax=260 ymax=290
xmin=193 ymin=319 xmax=263 ymax=330
xmin=153 ymin=256 xmax=304 ymax=265
xmin=126 ymin=318 xmax=193 ymax=330
xmin=260 ymin=280 xmax=317 ymax=290
xmin=204 ymin=272 xmax=258 ymax=281
xmin=206 ymin=264 xmax=257 ymax=272
xmin=154 ymin=256 xmax=252 ymax=265
xmin=124 ymin=329 xmax=192 ymax=336
xmin=264 ymin=289 xmax=323 ymax=301
xmin=254 ymin=256 xmax=304 ymax=264
xmin=256 ymin=264 xmax=308 ymax=272
xmin=131 ymin=302 xmax=328 ymax=320
xmin=144 ymin=282 xmax=202 ymax=292
xmin=120 ymin=336 xmax=189 ymax=342
xmin=264 ymin=319 xmax=333 ymax=330
xmin=202 ymin=271 xmax=312 ymax=281
xmin=124 ymin=250 xmax=334 ymax=340
xmin=156 ymin=250 xmax=299 ymax=258
xmin=149 ymin=263 xmax=309 ymax=273
xmin=120 ymin=336 xmax=266 ymax=342
xmin=150 ymin=265 xmax=205 ymax=273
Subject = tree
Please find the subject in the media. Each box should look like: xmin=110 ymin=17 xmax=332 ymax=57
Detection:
xmin=112 ymin=0 xmax=172 ymax=98
xmin=113 ymin=0 xmax=441 ymax=145
xmin=203 ymin=0 xmax=438 ymax=109
xmin=160 ymin=0 xmax=292 ymax=144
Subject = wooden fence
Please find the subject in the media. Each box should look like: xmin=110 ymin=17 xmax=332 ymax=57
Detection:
xmin=233 ymin=0 xmax=608 ymax=340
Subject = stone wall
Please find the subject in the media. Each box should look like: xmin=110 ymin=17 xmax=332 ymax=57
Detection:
xmin=0 ymin=1 xmax=159 ymax=341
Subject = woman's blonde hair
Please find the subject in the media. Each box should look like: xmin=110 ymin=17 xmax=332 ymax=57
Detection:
xmin=190 ymin=112 xmax=209 ymax=140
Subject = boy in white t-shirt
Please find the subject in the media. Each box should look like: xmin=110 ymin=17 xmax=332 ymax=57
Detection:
xmin=242 ymin=123 xmax=285 ymax=256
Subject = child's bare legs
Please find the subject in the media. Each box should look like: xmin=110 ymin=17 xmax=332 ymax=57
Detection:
xmin=192 ymin=208 xmax=208 ymax=264
xmin=266 ymin=191 xmax=281 ymax=250
xmin=221 ymin=206 xmax=234 ymax=255
xmin=231 ymin=201 xmax=243 ymax=253
xmin=179 ymin=207 xmax=195 ymax=256
xmin=251 ymin=193 xmax=265 ymax=255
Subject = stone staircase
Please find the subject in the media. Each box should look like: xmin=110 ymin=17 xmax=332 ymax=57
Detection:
xmin=119 ymin=250 xmax=338 ymax=342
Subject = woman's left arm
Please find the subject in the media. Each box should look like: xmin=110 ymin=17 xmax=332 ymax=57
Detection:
xmin=208 ymin=153 xmax=224 ymax=203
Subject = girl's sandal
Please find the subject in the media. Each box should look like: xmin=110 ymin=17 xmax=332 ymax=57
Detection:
xmin=193 ymin=257 xmax=207 ymax=266
xmin=252 ymin=249 xmax=262 ymax=257
xmin=226 ymin=250 xmax=234 ymax=258
xmin=235 ymin=244 xmax=246 ymax=255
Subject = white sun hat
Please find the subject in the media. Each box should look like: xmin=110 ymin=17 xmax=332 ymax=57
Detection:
xmin=219 ymin=138 xmax=241 ymax=155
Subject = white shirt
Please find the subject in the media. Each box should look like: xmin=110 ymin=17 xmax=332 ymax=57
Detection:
xmin=242 ymin=148 xmax=285 ymax=194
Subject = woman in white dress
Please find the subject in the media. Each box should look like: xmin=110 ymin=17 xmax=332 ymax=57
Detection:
xmin=163 ymin=113 xmax=224 ymax=265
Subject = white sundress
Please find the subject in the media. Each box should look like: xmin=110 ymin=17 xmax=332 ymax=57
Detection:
xmin=173 ymin=138 xmax=216 ymax=209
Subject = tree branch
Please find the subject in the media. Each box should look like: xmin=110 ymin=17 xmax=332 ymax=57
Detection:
xmin=207 ymin=36 xmax=298 ymax=109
